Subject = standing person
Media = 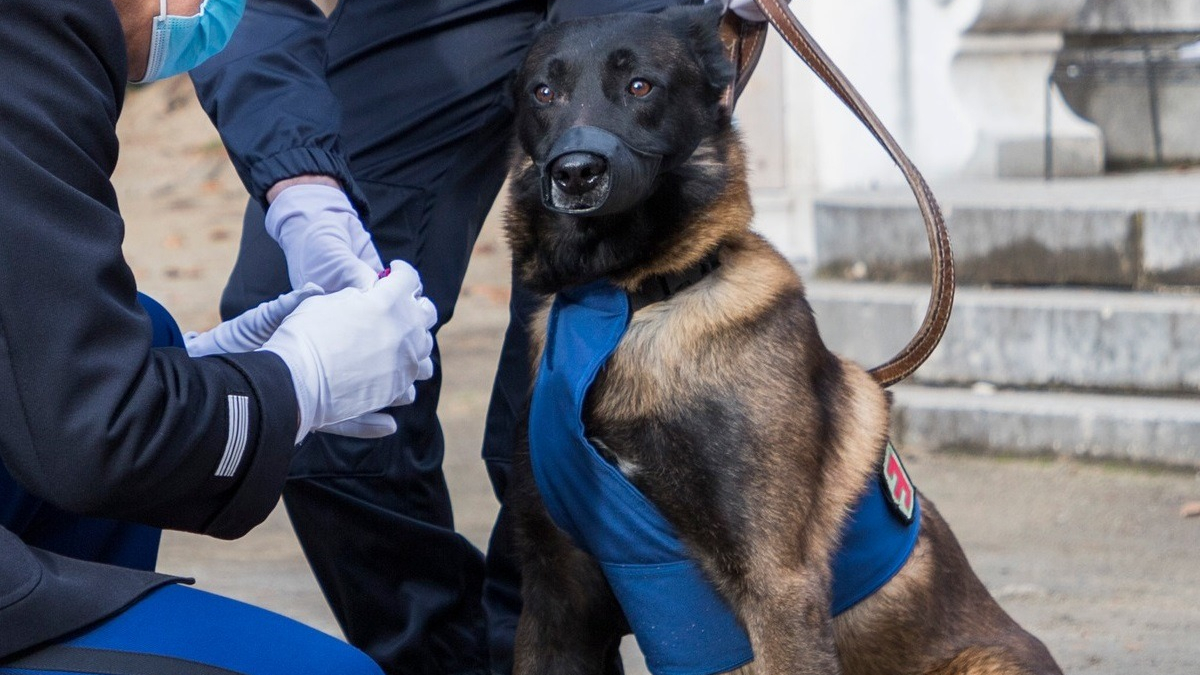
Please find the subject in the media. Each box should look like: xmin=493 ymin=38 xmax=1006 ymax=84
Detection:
xmin=190 ymin=1 xmax=713 ymax=674
xmin=0 ymin=0 xmax=437 ymax=671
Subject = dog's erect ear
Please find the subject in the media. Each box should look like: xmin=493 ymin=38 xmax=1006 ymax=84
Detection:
xmin=661 ymin=2 xmax=736 ymax=96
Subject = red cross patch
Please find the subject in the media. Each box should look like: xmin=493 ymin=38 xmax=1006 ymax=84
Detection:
xmin=880 ymin=442 xmax=916 ymax=524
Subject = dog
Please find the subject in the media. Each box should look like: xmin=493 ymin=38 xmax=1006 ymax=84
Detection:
xmin=502 ymin=4 xmax=1063 ymax=674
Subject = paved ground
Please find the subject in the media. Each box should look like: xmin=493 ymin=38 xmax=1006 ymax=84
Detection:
xmin=116 ymin=79 xmax=1200 ymax=675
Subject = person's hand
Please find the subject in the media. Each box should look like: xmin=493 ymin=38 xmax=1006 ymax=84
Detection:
xmin=266 ymin=184 xmax=384 ymax=293
xmin=262 ymin=260 xmax=437 ymax=444
xmin=185 ymin=284 xmax=324 ymax=358
xmin=185 ymin=283 xmax=397 ymax=439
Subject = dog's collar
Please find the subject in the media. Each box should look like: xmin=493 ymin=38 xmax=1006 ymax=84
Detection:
xmin=628 ymin=248 xmax=722 ymax=313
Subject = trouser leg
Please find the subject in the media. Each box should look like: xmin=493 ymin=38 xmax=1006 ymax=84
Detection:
xmin=216 ymin=2 xmax=539 ymax=673
xmin=283 ymin=338 xmax=491 ymax=675
xmin=479 ymin=271 xmax=542 ymax=675
xmin=220 ymin=184 xmax=500 ymax=675
xmin=0 ymin=585 xmax=382 ymax=675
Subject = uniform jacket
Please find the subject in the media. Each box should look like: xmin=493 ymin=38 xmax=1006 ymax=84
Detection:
xmin=0 ymin=0 xmax=300 ymax=659
xmin=191 ymin=0 xmax=369 ymax=216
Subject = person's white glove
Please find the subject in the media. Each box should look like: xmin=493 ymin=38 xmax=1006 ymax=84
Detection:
xmin=185 ymin=283 xmax=398 ymax=439
xmin=262 ymin=260 xmax=437 ymax=444
xmin=316 ymin=412 xmax=403 ymax=439
xmin=722 ymin=0 xmax=768 ymax=22
xmin=185 ymin=284 xmax=324 ymax=358
xmin=266 ymin=184 xmax=384 ymax=293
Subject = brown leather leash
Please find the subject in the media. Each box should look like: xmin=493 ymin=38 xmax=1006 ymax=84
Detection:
xmin=719 ymin=1 xmax=956 ymax=388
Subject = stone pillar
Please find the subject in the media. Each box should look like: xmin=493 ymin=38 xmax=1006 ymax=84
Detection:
xmin=738 ymin=32 xmax=818 ymax=267
xmin=949 ymin=0 xmax=1104 ymax=177
xmin=737 ymin=0 xmax=909 ymax=267
xmin=1062 ymin=0 xmax=1200 ymax=168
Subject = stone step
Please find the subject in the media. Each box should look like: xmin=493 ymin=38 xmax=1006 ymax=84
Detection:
xmin=806 ymin=281 xmax=1200 ymax=395
xmin=890 ymin=385 xmax=1200 ymax=469
xmin=812 ymin=173 xmax=1200 ymax=288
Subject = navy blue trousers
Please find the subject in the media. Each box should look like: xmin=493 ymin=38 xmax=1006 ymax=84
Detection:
xmin=0 ymin=585 xmax=382 ymax=675
xmin=215 ymin=2 xmax=677 ymax=674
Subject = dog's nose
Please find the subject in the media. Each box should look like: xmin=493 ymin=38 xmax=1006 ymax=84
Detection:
xmin=550 ymin=152 xmax=608 ymax=196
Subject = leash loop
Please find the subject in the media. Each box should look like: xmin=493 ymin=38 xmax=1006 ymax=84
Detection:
xmin=722 ymin=1 xmax=956 ymax=387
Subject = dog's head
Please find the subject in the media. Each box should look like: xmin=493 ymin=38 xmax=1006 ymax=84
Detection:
xmin=506 ymin=3 xmax=750 ymax=293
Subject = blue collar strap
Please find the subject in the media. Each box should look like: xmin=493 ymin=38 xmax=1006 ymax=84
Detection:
xmin=529 ymin=280 xmax=920 ymax=675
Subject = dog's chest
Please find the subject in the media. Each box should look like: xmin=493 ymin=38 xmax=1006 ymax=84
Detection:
xmin=530 ymin=287 xmax=707 ymax=475
xmin=583 ymin=307 xmax=730 ymax=481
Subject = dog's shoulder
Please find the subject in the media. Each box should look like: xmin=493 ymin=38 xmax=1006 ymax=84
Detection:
xmin=617 ymin=229 xmax=808 ymax=368
xmin=600 ymin=231 xmax=838 ymax=408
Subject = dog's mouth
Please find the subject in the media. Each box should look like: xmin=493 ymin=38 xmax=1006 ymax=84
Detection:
xmin=540 ymin=126 xmax=662 ymax=217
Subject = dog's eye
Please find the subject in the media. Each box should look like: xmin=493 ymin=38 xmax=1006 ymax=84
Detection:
xmin=627 ymin=79 xmax=653 ymax=98
xmin=534 ymin=84 xmax=556 ymax=104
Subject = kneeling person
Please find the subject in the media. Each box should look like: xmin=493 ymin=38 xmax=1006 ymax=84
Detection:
xmin=0 ymin=1 xmax=434 ymax=672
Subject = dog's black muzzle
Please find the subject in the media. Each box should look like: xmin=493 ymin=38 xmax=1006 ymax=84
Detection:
xmin=541 ymin=126 xmax=662 ymax=217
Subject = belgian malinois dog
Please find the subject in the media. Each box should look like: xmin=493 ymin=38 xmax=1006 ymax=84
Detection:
xmin=502 ymin=4 xmax=1062 ymax=674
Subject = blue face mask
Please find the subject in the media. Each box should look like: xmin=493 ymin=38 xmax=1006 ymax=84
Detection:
xmin=135 ymin=0 xmax=246 ymax=83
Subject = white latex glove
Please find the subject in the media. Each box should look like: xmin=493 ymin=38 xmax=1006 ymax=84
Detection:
xmin=262 ymin=260 xmax=437 ymax=444
xmin=185 ymin=284 xmax=324 ymax=358
xmin=317 ymin=413 xmax=402 ymax=439
xmin=723 ymin=0 xmax=768 ymax=22
xmin=266 ymin=184 xmax=384 ymax=293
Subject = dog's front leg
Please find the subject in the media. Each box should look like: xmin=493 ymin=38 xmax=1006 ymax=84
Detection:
xmin=512 ymin=507 xmax=625 ymax=675
xmin=737 ymin=570 xmax=843 ymax=675
xmin=510 ymin=431 xmax=626 ymax=675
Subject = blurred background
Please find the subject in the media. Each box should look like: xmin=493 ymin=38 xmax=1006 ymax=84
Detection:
xmin=741 ymin=0 xmax=1200 ymax=472
xmin=114 ymin=1 xmax=1200 ymax=673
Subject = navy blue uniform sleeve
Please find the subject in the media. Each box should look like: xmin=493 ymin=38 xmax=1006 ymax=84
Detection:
xmin=549 ymin=0 xmax=689 ymax=21
xmin=190 ymin=0 xmax=369 ymax=218
xmin=0 ymin=0 xmax=299 ymax=541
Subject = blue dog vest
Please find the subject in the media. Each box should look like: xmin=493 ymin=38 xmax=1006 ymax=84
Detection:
xmin=529 ymin=280 xmax=921 ymax=675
